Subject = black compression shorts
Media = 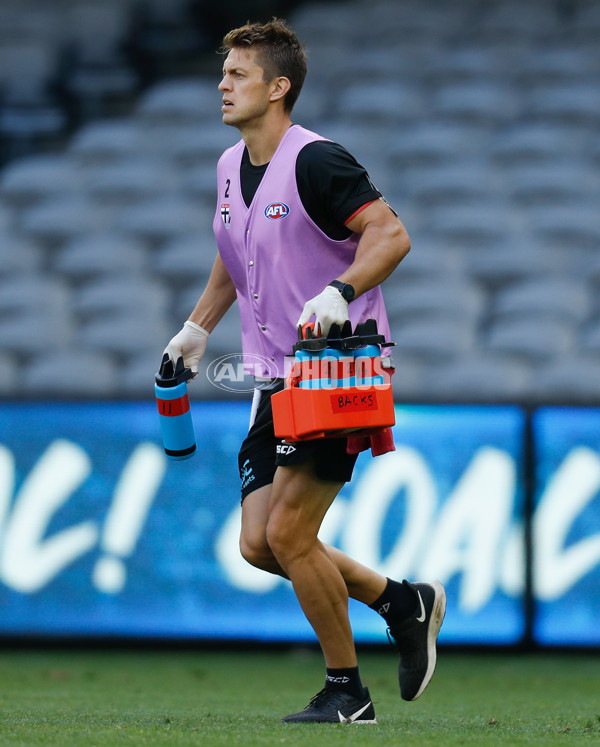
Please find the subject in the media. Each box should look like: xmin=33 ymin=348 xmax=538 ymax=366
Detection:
xmin=238 ymin=379 xmax=359 ymax=501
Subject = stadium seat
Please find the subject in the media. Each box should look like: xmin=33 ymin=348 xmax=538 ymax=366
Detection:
xmin=64 ymin=1 xmax=134 ymax=63
xmin=423 ymin=353 xmax=533 ymax=403
xmin=0 ymin=310 xmax=74 ymax=357
xmin=385 ymin=243 xmax=465 ymax=282
xmin=53 ymin=234 xmax=147 ymax=281
xmin=85 ymin=157 xmax=175 ymax=205
xmin=426 ymin=204 xmax=512 ymax=249
xmin=129 ymin=0 xmax=207 ymax=83
xmin=572 ymin=2 xmax=600 ymax=42
xmin=336 ymin=83 xmax=424 ymax=124
xmin=318 ymin=121 xmax=399 ymax=166
xmin=0 ymin=274 xmax=70 ymax=316
xmin=578 ymin=253 xmax=600 ymax=289
xmin=467 ymin=245 xmax=568 ymax=289
xmin=116 ymin=196 xmax=213 ymax=246
xmin=490 ymin=279 xmax=591 ymax=325
xmin=0 ymin=352 xmax=17 ymax=395
xmin=291 ymin=2 xmax=364 ymax=46
xmin=0 ymin=154 xmax=82 ymax=207
xmin=0 ymin=203 xmax=9 ymax=231
xmin=514 ymin=47 xmax=594 ymax=89
xmin=528 ymin=355 xmax=600 ymax=404
xmin=22 ymin=349 xmax=118 ymax=397
xmin=171 ymin=284 xmax=205 ymax=323
xmin=179 ymin=166 xmax=218 ymax=205
xmin=77 ymin=312 xmax=170 ymax=358
xmin=153 ymin=234 xmax=216 ymax=286
xmin=475 ymin=1 xmax=558 ymax=41
xmin=69 ymin=119 xmax=146 ymax=164
xmin=484 ymin=318 xmax=575 ymax=362
xmin=406 ymin=161 xmax=500 ymax=207
xmin=384 ymin=355 xmax=428 ymax=402
xmin=504 ymin=162 xmax=596 ymax=206
xmin=580 ymin=321 xmax=600 ymax=355
xmin=525 ymin=204 xmax=600 ymax=251
xmin=0 ymin=232 xmax=42 ymax=277
xmin=153 ymin=123 xmax=238 ymax=167
xmin=0 ymin=37 xmax=67 ymax=158
xmin=430 ymin=83 xmax=519 ymax=127
xmin=391 ymin=317 xmax=476 ymax=362
xmin=0 ymin=38 xmax=56 ymax=106
xmin=592 ymin=136 xmax=600 ymax=166
xmin=524 ymin=84 xmax=600 ymax=127
xmin=136 ymin=79 xmax=219 ymax=125
xmin=201 ymin=305 xmax=243 ymax=359
xmin=291 ymin=80 xmax=328 ymax=127
xmin=19 ymin=196 xmax=101 ymax=248
xmin=72 ymin=277 xmax=169 ymax=320
xmin=420 ymin=48 xmax=504 ymax=87
xmin=389 ymin=123 xmax=486 ymax=168
xmin=358 ymin=1 xmax=461 ymax=42
xmin=58 ymin=1 xmax=139 ymax=121
xmin=321 ymin=47 xmax=393 ymax=85
xmin=384 ymin=279 xmax=485 ymax=324
xmin=0 ymin=1 xmax=60 ymax=40
xmin=489 ymin=123 xmax=584 ymax=166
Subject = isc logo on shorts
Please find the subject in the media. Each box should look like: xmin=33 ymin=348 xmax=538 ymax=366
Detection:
xmin=276 ymin=443 xmax=296 ymax=455
xmin=264 ymin=202 xmax=290 ymax=220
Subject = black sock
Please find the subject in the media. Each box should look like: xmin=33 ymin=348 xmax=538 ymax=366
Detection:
xmin=369 ymin=578 xmax=418 ymax=625
xmin=325 ymin=666 xmax=365 ymax=700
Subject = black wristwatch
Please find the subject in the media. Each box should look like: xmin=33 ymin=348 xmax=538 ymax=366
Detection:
xmin=328 ymin=280 xmax=355 ymax=302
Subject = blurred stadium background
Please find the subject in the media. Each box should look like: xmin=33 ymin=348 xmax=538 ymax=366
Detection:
xmin=1 ymin=0 xmax=599 ymax=402
xmin=0 ymin=0 xmax=599 ymax=651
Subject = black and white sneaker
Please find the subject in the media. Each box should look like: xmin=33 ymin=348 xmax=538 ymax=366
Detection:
xmin=388 ymin=580 xmax=446 ymax=701
xmin=281 ymin=687 xmax=377 ymax=724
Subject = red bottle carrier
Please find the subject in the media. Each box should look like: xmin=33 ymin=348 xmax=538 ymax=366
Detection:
xmin=271 ymin=319 xmax=395 ymax=442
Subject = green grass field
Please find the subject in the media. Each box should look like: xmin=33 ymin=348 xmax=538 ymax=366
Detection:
xmin=0 ymin=648 xmax=598 ymax=746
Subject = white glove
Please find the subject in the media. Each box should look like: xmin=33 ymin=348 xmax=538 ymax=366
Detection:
xmin=164 ymin=320 xmax=209 ymax=376
xmin=297 ymin=285 xmax=349 ymax=336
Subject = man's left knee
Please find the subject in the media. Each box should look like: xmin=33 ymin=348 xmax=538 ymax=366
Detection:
xmin=265 ymin=514 xmax=311 ymax=566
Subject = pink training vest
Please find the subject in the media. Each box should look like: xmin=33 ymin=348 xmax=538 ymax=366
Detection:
xmin=213 ymin=124 xmax=391 ymax=378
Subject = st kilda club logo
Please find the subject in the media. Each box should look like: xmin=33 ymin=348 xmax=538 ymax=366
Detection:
xmin=220 ymin=203 xmax=231 ymax=227
xmin=264 ymin=202 xmax=290 ymax=220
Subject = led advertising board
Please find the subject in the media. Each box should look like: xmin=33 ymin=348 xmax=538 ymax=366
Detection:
xmin=0 ymin=402 xmax=526 ymax=644
xmin=532 ymin=408 xmax=600 ymax=646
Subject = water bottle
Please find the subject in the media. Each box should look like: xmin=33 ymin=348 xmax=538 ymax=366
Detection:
xmin=155 ymin=353 xmax=196 ymax=460
xmin=294 ymin=322 xmax=335 ymax=390
xmin=337 ymin=350 xmax=356 ymax=389
xmin=295 ymin=348 xmax=318 ymax=389
xmin=354 ymin=344 xmax=385 ymax=387
xmin=297 ymin=347 xmax=341 ymax=389
xmin=321 ymin=347 xmax=341 ymax=389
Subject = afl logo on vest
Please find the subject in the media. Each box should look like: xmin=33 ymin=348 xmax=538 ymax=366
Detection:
xmin=264 ymin=202 xmax=290 ymax=220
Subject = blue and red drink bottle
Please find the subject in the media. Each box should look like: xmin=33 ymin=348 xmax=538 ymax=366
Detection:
xmin=155 ymin=353 xmax=196 ymax=460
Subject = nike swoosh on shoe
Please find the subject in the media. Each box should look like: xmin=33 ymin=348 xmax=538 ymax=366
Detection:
xmin=415 ymin=590 xmax=426 ymax=622
xmin=338 ymin=701 xmax=373 ymax=722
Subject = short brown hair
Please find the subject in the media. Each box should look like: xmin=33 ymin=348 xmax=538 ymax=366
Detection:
xmin=222 ymin=18 xmax=307 ymax=112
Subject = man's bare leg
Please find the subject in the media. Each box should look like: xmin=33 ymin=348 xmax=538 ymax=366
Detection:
xmin=264 ymin=461 xmax=357 ymax=668
xmin=240 ymin=482 xmax=387 ymax=605
xmin=240 ymin=465 xmax=446 ymax=712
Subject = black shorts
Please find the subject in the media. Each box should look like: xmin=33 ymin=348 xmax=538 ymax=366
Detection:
xmin=238 ymin=379 xmax=359 ymax=501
